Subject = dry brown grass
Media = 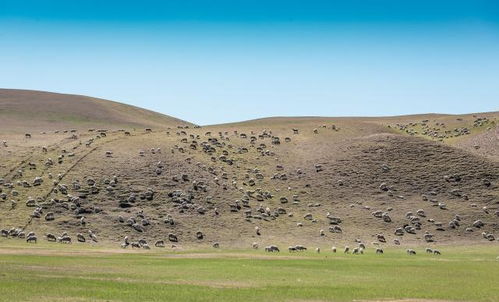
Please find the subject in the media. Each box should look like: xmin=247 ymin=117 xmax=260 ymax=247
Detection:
xmin=0 ymin=89 xmax=498 ymax=250
xmin=0 ymin=89 xmax=192 ymax=132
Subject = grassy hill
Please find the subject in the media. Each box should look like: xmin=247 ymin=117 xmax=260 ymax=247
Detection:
xmin=0 ymin=89 xmax=192 ymax=132
xmin=0 ymin=90 xmax=497 ymax=252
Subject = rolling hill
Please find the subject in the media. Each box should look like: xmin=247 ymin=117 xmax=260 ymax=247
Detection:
xmin=0 ymin=89 xmax=192 ymax=132
xmin=0 ymin=89 xmax=497 ymax=251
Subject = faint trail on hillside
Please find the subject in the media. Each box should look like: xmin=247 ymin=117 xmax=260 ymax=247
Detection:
xmin=39 ymin=135 xmax=133 ymax=202
xmin=39 ymin=131 xmax=152 ymax=202
xmin=2 ymin=137 xmax=79 ymax=180
xmin=3 ymin=156 xmax=33 ymax=179
xmin=19 ymin=133 xmax=142 ymax=231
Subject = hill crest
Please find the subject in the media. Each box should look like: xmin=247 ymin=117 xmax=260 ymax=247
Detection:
xmin=0 ymin=89 xmax=192 ymax=132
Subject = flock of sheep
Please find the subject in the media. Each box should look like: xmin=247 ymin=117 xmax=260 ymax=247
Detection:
xmin=260 ymin=244 xmax=442 ymax=256
xmin=0 ymin=118 xmax=497 ymax=256
xmin=390 ymin=116 xmax=494 ymax=142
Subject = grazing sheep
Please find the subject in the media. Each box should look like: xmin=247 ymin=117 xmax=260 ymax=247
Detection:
xmin=406 ymin=249 xmax=416 ymax=255
xmin=433 ymin=249 xmax=441 ymax=255
xmin=376 ymin=248 xmax=384 ymax=254
xmin=424 ymin=232 xmax=434 ymax=243
xmin=33 ymin=177 xmax=43 ymax=186
xmin=329 ymin=225 xmax=342 ymax=233
xmin=295 ymin=245 xmax=307 ymax=251
xmin=265 ymin=245 xmax=279 ymax=252
xmin=316 ymin=247 xmax=321 ymax=254
xmin=404 ymin=225 xmax=416 ymax=234
xmin=155 ymin=240 xmax=165 ymax=247
xmin=288 ymin=246 xmax=297 ymax=252
xmin=252 ymin=242 xmax=259 ymax=249
xmin=26 ymin=235 xmax=37 ymax=243
xmin=44 ymin=212 xmax=54 ymax=221
xmin=46 ymin=233 xmax=57 ymax=242
xmin=88 ymin=230 xmax=97 ymax=242
xmin=425 ymin=248 xmax=433 ymax=254
xmin=77 ymin=233 xmax=86 ymax=242
xmin=473 ymin=220 xmax=484 ymax=228
xmin=213 ymin=242 xmax=220 ymax=248
xmin=382 ymin=213 xmax=392 ymax=223
xmin=59 ymin=235 xmax=72 ymax=244
xmin=376 ymin=234 xmax=386 ymax=243
xmin=331 ymin=246 xmax=337 ymax=253
xmin=482 ymin=232 xmax=496 ymax=241
xmin=132 ymin=223 xmax=144 ymax=232
xmin=168 ymin=233 xmax=178 ymax=242
xmin=121 ymin=236 xmax=130 ymax=248
xmin=196 ymin=231 xmax=204 ymax=240
xmin=344 ymin=246 xmax=350 ymax=254
xmin=255 ymin=226 xmax=261 ymax=236
xmin=395 ymin=228 xmax=404 ymax=236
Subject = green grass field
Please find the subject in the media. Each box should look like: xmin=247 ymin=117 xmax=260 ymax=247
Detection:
xmin=0 ymin=243 xmax=498 ymax=302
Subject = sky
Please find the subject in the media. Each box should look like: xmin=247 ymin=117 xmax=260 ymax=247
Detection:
xmin=0 ymin=1 xmax=498 ymax=125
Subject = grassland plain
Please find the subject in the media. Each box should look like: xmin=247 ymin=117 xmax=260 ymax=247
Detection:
xmin=0 ymin=242 xmax=498 ymax=302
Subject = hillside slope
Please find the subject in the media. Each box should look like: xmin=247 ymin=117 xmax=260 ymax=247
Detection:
xmin=0 ymin=89 xmax=192 ymax=132
xmin=0 ymin=91 xmax=497 ymax=250
xmin=0 ymin=112 xmax=497 ymax=250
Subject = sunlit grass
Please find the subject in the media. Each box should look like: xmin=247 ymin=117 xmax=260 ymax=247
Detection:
xmin=0 ymin=244 xmax=498 ymax=302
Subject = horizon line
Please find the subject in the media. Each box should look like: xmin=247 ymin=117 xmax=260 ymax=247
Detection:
xmin=1 ymin=87 xmax=498 ymax=127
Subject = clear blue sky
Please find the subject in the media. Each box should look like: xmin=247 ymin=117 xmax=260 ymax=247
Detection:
xmin=1 ymin=0 xmax=498 ymax=125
